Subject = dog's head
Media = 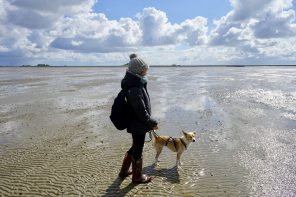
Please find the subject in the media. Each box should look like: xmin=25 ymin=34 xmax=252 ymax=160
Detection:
xmin=182 ymin=130 xmax=197 ymax=142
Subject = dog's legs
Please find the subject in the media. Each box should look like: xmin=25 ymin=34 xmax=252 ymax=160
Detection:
xmin=179 ymin=160 xmax=183 ymax=166
xmin=154 ymin=147 xmax=163 ymax=166
xmin=176 ymin=153 xmax=182 ymax=169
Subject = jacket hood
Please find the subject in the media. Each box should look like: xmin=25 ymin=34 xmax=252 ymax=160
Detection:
xmin=121 ymin=71 xmax=147 ymax=90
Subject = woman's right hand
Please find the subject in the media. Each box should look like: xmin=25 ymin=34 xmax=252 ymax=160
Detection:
xmin=152 ymin=125 xmax=158 ymax=130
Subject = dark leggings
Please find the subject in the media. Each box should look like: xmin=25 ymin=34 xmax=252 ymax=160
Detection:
xmin=127 ymin=133 xmax=146 ymax=160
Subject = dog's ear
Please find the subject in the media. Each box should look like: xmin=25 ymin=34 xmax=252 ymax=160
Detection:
xmin=182 ymin=130 xmax=186 ymax=135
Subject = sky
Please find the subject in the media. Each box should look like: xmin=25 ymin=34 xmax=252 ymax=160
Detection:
xmin=0 ymin=0 xmax=296 ymax=66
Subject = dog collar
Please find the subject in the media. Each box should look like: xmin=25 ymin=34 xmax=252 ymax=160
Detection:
xmin=180 ymin=138 xmax=187 ymax=150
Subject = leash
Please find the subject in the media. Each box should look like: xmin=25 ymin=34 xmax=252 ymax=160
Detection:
xmin=145 ymin=130 xmax=158 ymax=143
xmin=151 ymin=130 xmax=159 ymax=137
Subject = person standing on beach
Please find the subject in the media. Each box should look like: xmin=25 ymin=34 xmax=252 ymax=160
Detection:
xmin=118 ymin=54 xmax=158 ymax=184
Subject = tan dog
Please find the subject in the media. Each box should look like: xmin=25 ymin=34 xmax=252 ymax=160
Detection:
xmin=152 ymin=130 xmax=196 ymax=169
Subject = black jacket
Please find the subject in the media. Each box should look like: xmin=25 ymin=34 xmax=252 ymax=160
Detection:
xmin=121 ymin=71 xmax=158 ymax=135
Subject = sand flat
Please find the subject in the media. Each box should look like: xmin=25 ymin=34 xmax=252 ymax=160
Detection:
xmin=0 ymin=66 xmax=296 ymax=196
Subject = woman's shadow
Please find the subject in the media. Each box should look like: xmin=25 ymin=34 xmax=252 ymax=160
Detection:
xmin=102 ymin=176 xmax=135 ymax=197
xmin=102 ymin=164 xmax=180 ymax=196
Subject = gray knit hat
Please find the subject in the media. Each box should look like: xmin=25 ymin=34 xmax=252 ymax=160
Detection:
xmin=128 ymin=54 xmax=149 ymax=75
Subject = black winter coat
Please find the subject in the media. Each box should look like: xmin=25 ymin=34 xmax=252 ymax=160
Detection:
xmin=121 ymin=71 xmax=158 ymax=135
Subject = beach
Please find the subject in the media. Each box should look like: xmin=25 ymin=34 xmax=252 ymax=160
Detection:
xmin=0 ymin=66 xmax=296 ymax=196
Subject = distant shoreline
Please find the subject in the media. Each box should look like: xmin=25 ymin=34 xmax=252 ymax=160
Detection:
xmin=0 ymin=65 xmax=296 ymax=68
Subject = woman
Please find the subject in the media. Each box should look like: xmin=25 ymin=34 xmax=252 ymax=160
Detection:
xmin=118 ymin=54 xmax=158 ymax=184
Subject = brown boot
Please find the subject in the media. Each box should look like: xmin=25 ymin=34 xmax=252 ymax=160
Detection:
xmin=118 ymin=152 xmax=132 ymax=179
xmin=132 ymin=157 xmax=152 ymax=184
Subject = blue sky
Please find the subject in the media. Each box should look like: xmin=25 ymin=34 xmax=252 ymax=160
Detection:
xmin=93 ymin=0 xmax=232 ymax=25
xmin=0 ymin=0 xmax=296 ymax=66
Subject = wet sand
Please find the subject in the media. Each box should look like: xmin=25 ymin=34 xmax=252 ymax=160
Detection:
xmin=0 ymin=67 xmax=296 ymax=196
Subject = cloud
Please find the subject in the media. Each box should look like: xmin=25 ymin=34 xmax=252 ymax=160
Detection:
xmin=138 ymin=7 xmax=178 ymax=45
xmin=208 ymin=0 xmax=296 ymax=63
xmin=50 ymin=13 xmax=142 ymax=52
xmin=0 ymin=49 xmax=32 ymax=65
xmin=178 ymin=17 xmax=208 ymax=45
xmin=253 ymin=10 xmax=296 ymax=38
xmin=138 ymin=7 xmax=208 ymax=46
xmin=0 ymin=0 xmax=101 ymax=65
xmin=7 ymin=9 xmax=59 ymax=29
xmin=211 ymin=0 xmax=296 ymax=44
xmin=229 ymin=0 xmax=270 ymax=21
xmin=49 ymin=7 xmax=208 ymax=53
xmin=0 ymin=0 xmax=6 ymax=20
xmin=0 ymin=0 xmax=296 ymax=65
xmin=9 ymin=0 xmax=94 ymax=13
xmin=6 ymin=0 xmax=96 ymax=29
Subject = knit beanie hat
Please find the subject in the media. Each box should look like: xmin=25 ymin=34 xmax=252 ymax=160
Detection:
xmin=128 ymin=54 xmax=149 ymax=75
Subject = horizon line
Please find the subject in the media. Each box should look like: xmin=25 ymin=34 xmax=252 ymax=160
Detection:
xmin=1 ymin=65 xmax=296 ymax=67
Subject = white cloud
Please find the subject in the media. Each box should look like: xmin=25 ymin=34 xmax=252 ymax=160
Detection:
xmin=138 ymin=7 xmax=208 ymax=46
xmin=138 ymin=7 xmax=178 ymax=45
xmin=48 ymin=7 xmax=208 ymax=53
xmin=229 ymin=0 xmax=270 ymax=21
xmin=1 ymin=0 xmax=106 ymax=65
xmin=139 ymin=45 xmax=243 ymax=65
xmin=7 ymin=9 xmax=59 ymax=29
xmin=0 ymin=0 xmax=6 ymax=19
xmin=211 ymin=0 xmax=296 ymax=43
xmin=179 ymin=17 xmax=208 ymax=45
xmin=208 ymin=0 xmax=296 ymax=64
xmin=6 ymin=0 xmax=96 ymax=29
xmin=9 ymin=0 xmax=95 ymax=13
xmin=253 ymin=10 xmax=296 ymax=38
xmin=50 ymin=13 xmax=142 ymax=52
xmin=0 ymin=0 xmax=296 ymax=65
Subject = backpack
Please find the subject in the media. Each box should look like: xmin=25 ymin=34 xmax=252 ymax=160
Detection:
xmin=110 ymin=89 xmax=130 ymax=130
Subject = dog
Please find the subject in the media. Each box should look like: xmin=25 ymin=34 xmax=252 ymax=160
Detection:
xmin=152 ymin=130 xmax=196 ymax=169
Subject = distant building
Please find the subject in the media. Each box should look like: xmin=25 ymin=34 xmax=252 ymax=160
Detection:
xmin=36 ymin=64 xmax=50 ymax=67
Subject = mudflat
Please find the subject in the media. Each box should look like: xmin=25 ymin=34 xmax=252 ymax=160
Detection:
xmin=0 ymin=67 xmax=295 ymax=196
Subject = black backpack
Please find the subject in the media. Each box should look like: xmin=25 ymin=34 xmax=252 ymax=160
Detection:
xmin=110 ymin=89 xmax=130 ymax=130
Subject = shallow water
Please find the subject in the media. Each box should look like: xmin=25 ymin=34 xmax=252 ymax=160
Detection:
xmin=0 ymin=66 xmax=296 ymax=196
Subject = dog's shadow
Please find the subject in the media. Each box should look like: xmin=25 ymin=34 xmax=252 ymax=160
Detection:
xmin=143 ymin=164 xmax=180 ymax=184
xmin=102 ymin=177 xmax=135 ymax=197
xmin=103 ymin=164 xmax=180 ymax=196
